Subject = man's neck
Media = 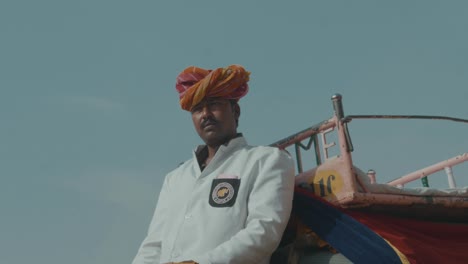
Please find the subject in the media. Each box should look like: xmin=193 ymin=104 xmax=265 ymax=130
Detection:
xmin=197 ymin=133 xmax=242 ymax=170
xmin=206 ymin=145 xmax=219 ymax=163
xmin=206 ymin=132 xmax=242 ymax=160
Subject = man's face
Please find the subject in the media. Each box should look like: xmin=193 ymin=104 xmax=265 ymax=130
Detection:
xmin=191 ymin=98 xmax=239 ymax=147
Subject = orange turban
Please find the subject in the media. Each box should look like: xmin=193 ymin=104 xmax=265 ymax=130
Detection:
xmin=175 ymin=64 xmax=250 ymax=111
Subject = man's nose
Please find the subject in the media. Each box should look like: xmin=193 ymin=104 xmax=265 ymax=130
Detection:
xmin=200 ymin=104 xmax=213 ymax=118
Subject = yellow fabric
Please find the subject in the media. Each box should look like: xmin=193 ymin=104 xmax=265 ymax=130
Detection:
xmin=175 ymin=65 xmax=250 ymax=111
xmin=383 ymin=238 xmax=411 ymax=264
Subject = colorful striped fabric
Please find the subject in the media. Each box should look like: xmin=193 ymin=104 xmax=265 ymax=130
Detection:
xmin=175 ymin=65 xmax=250 ymax=111
xmin=293 ymin=187 xmax=404 ymax=264
xmin=293 ymin=187 xmax=468 ymax=263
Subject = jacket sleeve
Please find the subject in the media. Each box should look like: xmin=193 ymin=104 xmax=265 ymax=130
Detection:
xmin=132 ymin=176 xmax=171 ymax=264
xmin=193 ymin=149 xmax=296 ymax=264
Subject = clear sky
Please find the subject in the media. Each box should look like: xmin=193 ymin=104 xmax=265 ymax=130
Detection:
xmin=1 ymin=1 xmax=467 ymax=263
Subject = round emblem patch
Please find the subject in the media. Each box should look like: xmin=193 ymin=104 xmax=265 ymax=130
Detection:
xmin=211 ymin=182 xmax=235 ymax=205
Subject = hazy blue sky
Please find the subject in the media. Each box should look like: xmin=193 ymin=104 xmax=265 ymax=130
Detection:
xmin=1 ymin=1 xmax=467 ymax=263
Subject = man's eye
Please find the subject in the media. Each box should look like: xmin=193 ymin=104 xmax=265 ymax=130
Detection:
xmin=191 ymin=106 xmax=202 ymax=113
xmin=209 ymin=101 xmax=222 ymax=107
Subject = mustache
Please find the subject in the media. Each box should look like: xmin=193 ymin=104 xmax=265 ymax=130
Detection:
xmin=201 ymin=117 xmax=218 ymax=128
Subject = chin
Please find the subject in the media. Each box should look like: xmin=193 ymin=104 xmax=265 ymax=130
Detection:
xmin=202 ymin=135 xmax=227 ymax=146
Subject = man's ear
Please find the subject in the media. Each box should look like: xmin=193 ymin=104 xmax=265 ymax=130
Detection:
xmin=233 ymin=103 xmax=240 ymax=119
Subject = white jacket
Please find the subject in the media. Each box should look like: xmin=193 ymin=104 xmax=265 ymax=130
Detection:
xmin=132 ymin=136 xmax=295 ymax=264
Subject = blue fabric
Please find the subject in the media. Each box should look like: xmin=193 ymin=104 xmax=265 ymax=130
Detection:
xmin=293 ymin=188 xmax=402 ymax=264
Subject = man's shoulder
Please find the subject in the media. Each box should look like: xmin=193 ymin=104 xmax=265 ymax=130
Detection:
xmin=242 ymin=145 xmax=292 ymax=160
xmin=240 ymin=145 xmax=295 ymax=177
xmin=166 ymin=158 xmax=194 ymax=176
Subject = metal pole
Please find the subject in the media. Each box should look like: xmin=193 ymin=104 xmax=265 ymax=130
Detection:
xmin=331 ymin=94 xmax=354 ymax=152
xmin=367 ymin=169 xmax=377 ymax=184
xmin=387 ymin=153 xmax=467 ymax=186
xmin=421 ymin=177 xmax=429 ymax=187
xmin=445 ymin=166 xmax=457 ymax=188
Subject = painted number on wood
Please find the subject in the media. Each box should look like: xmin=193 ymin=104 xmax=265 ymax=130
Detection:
xmin=308 ymin=170 xmax=344 ymax=198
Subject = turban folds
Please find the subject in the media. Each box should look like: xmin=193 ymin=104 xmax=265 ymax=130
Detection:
xmin=176 ymin=64 xmax=250 ymax=111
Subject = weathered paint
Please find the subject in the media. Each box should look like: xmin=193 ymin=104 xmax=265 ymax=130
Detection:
xmin=274 ymin=94 xmax=467 ymax=221
xmin=387 ymin=153 xmax=468 ymax=187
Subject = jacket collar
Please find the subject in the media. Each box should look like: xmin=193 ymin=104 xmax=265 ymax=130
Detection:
xmin=192 ymin=134 xmax=248 ymax=175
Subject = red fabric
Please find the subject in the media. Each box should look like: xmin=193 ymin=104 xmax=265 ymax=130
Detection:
xmin=175 ymin=65 xmax=249 ymax=111
xmin=346 ymin=210 xmax=468 ymax=264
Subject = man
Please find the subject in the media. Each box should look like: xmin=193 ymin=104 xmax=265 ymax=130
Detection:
xmin=132 ymin=64 xmax=295 ymax=264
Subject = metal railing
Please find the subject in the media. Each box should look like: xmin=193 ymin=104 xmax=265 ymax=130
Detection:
xmin=270 ymin=93 xmax=468 ymax=188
